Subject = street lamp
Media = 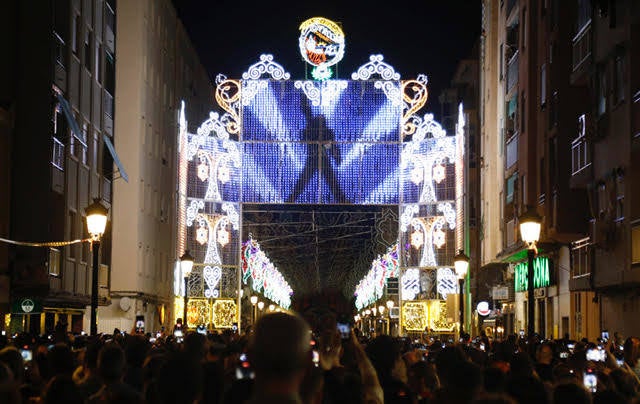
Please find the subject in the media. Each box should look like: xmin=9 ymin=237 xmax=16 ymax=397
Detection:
xmin=454 ymin=249 xmax=470 ymax=337
xmin=257 ymin=301 xmax=264 ymax=321
xmin=519 ymin=206 xmax=542 ymax=338
xmin=378 ymin=306 xmax=385 ymax=334
xmin=85 ymin=198 xmax=108 ymax=336
xmin=386 ymin=300 xmax=395 ymax=336
xmin=250 ymin=295 xmax=258 ymax=325
xmin=180 ymin=250 xmax=194 ymax=329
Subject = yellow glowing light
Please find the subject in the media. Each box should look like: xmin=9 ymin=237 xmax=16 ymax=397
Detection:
xmin=197 ymin=162 xmax=209 ymax=182
xmin=299 ymin=17 xmax=345 ymax=37
xmin=410 ymin=167 xmax=423 ymax=184
xmin=212 ymin=299 xmax=237 ymax=328
xmin=402 ymin=301 xmax=428 ymax=331
xmin=217 ymin=227 xmax=230 ymax=247
xmin=432 ymin=163 xmax=445 ymax=184
xmin=433 ymin=228 xmax=446 ymax=248
xmin=218 ymin=165 xmax=230 ymax=183
xmin=187 ymin=298 xmax=211 ymax=328
xmin=429 ymin=300 xmax=456 ymax=331
xmin=4 ymin=314 xmax=10 ymax=329
xmin=196 ymin=226 xmax=208 ymax=245
xmin=410 ymin=230 xmax=424 ymax=249
xmin=174 ymin=296 xmax=184 ymax=323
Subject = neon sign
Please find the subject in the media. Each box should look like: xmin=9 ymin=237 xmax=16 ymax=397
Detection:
xmin=514 ymin=256 xmax=551 ymax=292
xmin=299 ymin=17 xmax=345 ymax=80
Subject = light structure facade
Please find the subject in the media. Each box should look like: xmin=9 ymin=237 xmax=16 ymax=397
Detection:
xmin=179 ymin=53 xmax=466 ymax=333
xmin=100 ymin=0 xmax=213 ymax=333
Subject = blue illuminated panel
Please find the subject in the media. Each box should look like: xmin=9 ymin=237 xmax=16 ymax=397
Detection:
xmin=242 ymin=80 xmax=402 ymax=204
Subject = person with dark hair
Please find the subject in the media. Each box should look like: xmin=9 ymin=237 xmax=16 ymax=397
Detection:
xmin=246 ymin=312 xmax=312 ymax=404
xmin=76 ymin=338 xmax=104 ymax=400
xmin=365 ymin=335 xmax=415 ymax=403
xmin=0 ymin=361 xmax=21 ymax=404
xmin=535 ymin=342 xmax=555 ymax=383
xmin=407 ymin=360 xmax=439 ymax=403
xmin=123 ymin=334 xmax=150 ymax=393
xmin=552 ymin=382 xmax=591 ymax=404
xmin=622 ymin=336 xmax=640 ymax=383
xmin=88 ymin=342 xmax=142 ymax=403
xmin=156 ymin=352 xmax=203 ymax=404
xmin=608 ymin=367 xmax=639 ymax=401
xmin=42 ymin=374 xmax=83 ymax=404
xmin=47 ymin=343 xmax=76 ymax=377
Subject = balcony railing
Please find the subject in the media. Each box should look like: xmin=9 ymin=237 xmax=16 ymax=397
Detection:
xmin=571 ymin=135 xmax=591 ymax=175
xmin=572 ymin=21 xmax=592 ymax=71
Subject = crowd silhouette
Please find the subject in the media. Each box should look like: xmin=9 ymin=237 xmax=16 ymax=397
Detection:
xmin=1 ymin=313 xmax=639 ymax=403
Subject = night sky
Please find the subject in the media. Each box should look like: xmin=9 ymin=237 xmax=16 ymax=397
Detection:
xmin=172 ymin=0 xmax=482 ymax=113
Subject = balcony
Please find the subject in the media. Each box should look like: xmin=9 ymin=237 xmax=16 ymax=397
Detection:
xmin=506 ymin=51 xmax=519 ymax=93
xmin=569 ymin=237 xmax=592 ymax=291
xmin=571 ymin=21 xmax=592 ymax=85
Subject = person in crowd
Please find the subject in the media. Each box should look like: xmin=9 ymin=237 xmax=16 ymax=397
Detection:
xmin=75 ymin=338 xmax=104 ymax=400
xmin=535 ymin=342 xmax=555 ymax=383
xmin=123 ymin=334 xmax=150 ymax=393
xmin=366 ymin=334 xmax=415 ymax=403
xmin=88 ymin=341 xmax=143 ymax=403
xmin=244 ymin=312 xmax=312 ymax=404
xmin=41 ymin=374 xmax=84 ymax=404
xmin=156 ymin=351 xmax=203 ymax=404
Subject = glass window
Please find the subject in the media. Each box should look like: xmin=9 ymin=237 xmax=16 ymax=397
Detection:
xmin=84 ymin=29 xmax=92 ymax=70
xmin=506 ymin=173 xmax=517 ymax=204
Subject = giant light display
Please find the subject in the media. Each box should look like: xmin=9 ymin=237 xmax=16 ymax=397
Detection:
xmin=176 ymin=17 xmax=465 ymax=331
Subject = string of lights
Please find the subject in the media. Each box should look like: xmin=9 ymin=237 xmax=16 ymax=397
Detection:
xmin=0 ymin=237 xmax=91 ymax=248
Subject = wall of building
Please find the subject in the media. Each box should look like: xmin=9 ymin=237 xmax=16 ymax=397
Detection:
xmin=107 ymin=0 xmax=212 ymax=333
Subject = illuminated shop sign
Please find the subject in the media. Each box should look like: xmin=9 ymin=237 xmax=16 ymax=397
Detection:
xmin=299 ymin=17 xmax=345 ymax=80
xmin=514 ymin=256 xmax=551 ymax=292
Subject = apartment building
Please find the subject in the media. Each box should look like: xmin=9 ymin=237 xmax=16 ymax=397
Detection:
xmin=0 ymin=0 xmax=117 ymax=334
xmin=480 ymin=0 xmax=593 ymax=339
xmin=99 ymin=0 xmax=213 ymax=333
xmin=568 ymin=0 xmax=640 ymax=337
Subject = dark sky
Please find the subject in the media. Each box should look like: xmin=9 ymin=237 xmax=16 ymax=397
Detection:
xmin=172 ymin=0 xmax=482 ymax=112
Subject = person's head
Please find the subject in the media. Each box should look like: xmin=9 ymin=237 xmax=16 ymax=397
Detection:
xmin=505 ymin=376 xmax=548 ymax=404
xmin=623 ymin=336 xmax=640 ymax=368
xmin=0 ymin=347 xmax=23 ymax=383
xmin=608 ymin=367 xmax=639 ymax=400
xmin=509 ymin=351 xmax=535 ymax=379
xmin=434 ymin=345 xmax=467 ymax=388
xmin=552 ymin=382 xmax=592 ymax=404
xmin=42 ymin=375 xmax=83 ymax=404
xmin=124 ymin=333 xmax=150 ymax=368
xmin=407 ymin=360 xmax=439 ymax=394
xmin=365 ymin=335 xmax=405 ymax=382
xmin=249 ymin=312 xmax=311 ymax=381
xmin=48 ymin=343 xmax=75 ymax=377
xmin=97 ymin=342 xmax=126 ymax=383
xmin=157 ymin=352 xmax=203 ymax=404
xmin=536 ymin=342 xmax=553 ymax=365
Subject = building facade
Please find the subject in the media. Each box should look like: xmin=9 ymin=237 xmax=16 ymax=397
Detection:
xmin=99 ymin=0 xmax=212 ymax=333
xmin=480 ymin=0 xmax=596 ymax=339
xmin=1 ymin=0 xmax=117 ymax=334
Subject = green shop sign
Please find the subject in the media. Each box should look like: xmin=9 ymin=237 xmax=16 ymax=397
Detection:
xmin=11 ymin=298 xmax=43 ymax=314
xmin=514 ymin=256 xmax=551 ymax=292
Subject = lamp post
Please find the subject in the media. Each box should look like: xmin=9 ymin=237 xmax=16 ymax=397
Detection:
xmin=378 ymin=305 xmax=385 ymax=334
xmin=386 ymin=300 xmax=395 ymax=336
xmin=250 ymin=295 xmax=258 ymax=325
xmin=519 ymin=206 xmax=542 ymax=338
xmin=180 ymin=250 xmax=194 ymax=330
xmin=86 ymin=199 xmax=108 ymax=336
xmin=257 ymin=301 xmax=264 ymax=321
xmin=454 ymin=249 xmax=470 ymax=338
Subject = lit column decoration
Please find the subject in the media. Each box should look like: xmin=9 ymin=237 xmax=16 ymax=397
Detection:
xmin=85 ymin=199 xmax=108 ymax=336
xmin=454 ymin=250 xmax=470 ymax=337
xmin=519 ymin=206 xmax=542 ymax=338
xmin=180 ymin=250 xmax=194 ymax=329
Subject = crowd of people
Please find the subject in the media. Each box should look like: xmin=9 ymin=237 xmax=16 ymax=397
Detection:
xmin=0 ymin=312 xmax=639 ymax=403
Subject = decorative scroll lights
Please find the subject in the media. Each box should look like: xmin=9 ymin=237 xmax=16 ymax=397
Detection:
xmin=354 ymin=244 xmax=400 ymax=311
xmin=186 ymin=201 xmax=239 ymax=298
xmin=241 ymin=237 xmax=293 ymax=309
xmin=400 ymin=203 xmax=457 ymax=267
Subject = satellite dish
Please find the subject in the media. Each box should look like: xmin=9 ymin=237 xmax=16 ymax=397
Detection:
xmin=119 ymin=297 xmax=132 ymax=312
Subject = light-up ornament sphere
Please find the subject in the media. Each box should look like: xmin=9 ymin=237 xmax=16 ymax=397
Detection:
xmin=410 ymin=230 xmax=424 ymax=249
xmin=432 ymin=163 xmax=446 ymax=183
xmin=433 ymin=228 xmax=446 ymax=248
xmin=217 ymin=226 xmax=230 ymax=247
xmin=196 ymin=226 xmax=208 ymax=245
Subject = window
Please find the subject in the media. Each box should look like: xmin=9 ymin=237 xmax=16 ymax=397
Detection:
xmin=79 ymin=123 xmax=88 ymax=164
xmin=52 ymin=137 xmax=65 ymax=170
xmin=53 ymin=33 xmax=65 ymax=68
xmin=632 ymin=225 xmax=640 ymax=264
xmin=571 ymin=238 xmax=591 ymax=277
xmin=576 ymin=0 xmax=592 ymax=34
xmin=49 ymin=248 xmax=61 ymax=276
xmin=616 ymin=173 xmax=624 ymax=221
xmin=95 ymin=43 xmax=101 ymax=82
xmin=597 ymin=65 xmax=608 ymax=116
xmin=572 ymin=114 xmax=591 ymax=174
xmin=72 ymin=15 xmax=80 ymax=55
xmin=84 ymin=29 xmax=92 ymax=70
xmin=506 ymin=173 xmax=518 ymax=204
xmin=540 ymin=64 xmax=547 ymax=107
xmin=614 ymin=52 xmax=625 ymax=105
